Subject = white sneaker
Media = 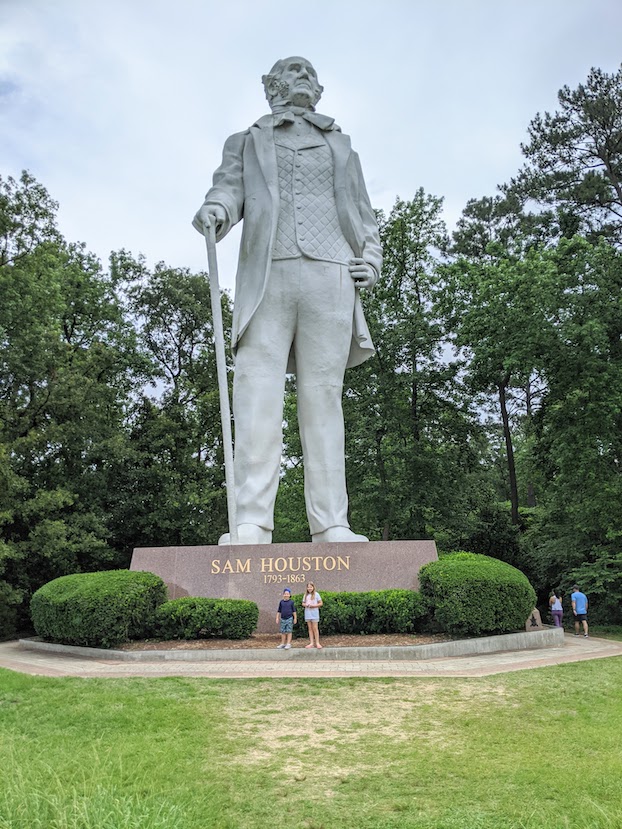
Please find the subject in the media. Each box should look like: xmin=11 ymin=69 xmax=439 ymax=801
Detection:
xmin=284 ymin=644 xmax=291 ymax=649
xmin=276 ymin=644 xmax=285 ymax=649
xmin=218 ymin=523 xmax=272 ymax=545
xmin=311 ymin=526 xmax=369 ymax=543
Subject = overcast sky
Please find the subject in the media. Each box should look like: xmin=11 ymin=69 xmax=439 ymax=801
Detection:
xmin=1 ymin=0 xmax=620 ymax=290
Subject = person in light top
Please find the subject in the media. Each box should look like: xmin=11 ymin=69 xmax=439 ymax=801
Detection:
xmin=549 ymin=590 xmax=563 ymax=627
xmin=302 ymin=581 xmax=323 ymax=649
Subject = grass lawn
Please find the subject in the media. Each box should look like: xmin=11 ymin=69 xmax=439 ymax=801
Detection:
xmin=1 ymin=659 xmax=622 ymax=829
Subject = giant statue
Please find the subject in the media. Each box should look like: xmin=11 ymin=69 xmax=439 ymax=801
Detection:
xmin=193 ymin=57 xmax=382 ymax=545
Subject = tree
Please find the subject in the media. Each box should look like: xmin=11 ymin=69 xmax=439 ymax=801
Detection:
xmin=443 ymin=195 xmax=555 ymax=524
xmin=510 ymin=65 xmax=622 ymax=243
xmin=1 ymin=176 xmax=141 ymax=622
xmin=343 ymin=192 xmax=484 ymax=541
xmin=523 ymin=237 xmax=622 ymax=592
xmin=0 ymin=171 xmax=60 ymax=267
xmin=1 ymin=175 xmax=237 ymax=627
xmin=107 ymin=254 xmax=232 ymax=550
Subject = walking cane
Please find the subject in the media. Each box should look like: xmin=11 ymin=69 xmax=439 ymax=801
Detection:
xmin=204 ymin=222 xmax=238 ymax=544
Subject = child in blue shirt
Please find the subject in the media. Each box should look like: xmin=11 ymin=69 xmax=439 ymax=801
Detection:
xmin=276 ymin=588 xmax=297 ymax=649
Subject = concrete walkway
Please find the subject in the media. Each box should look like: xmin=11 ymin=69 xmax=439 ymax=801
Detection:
xmin=1 ymin=634 xmax=621 ymax=679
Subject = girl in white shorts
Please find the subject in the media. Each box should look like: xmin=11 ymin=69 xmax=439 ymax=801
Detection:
xmin=302 ymin=582 xmax=323 ymax=649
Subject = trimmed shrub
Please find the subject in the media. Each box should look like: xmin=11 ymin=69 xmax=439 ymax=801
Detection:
xmin=30 ymin=570 xmax=167 ymax=648
xmin=156 ymin=597 xmax=258 ymax=640
xmin=419 ymin=552 xmax=536 ymax=637
xmin=291 ymin=589 xmax=428 ymax=636
xmin=365 ymin=590 xmax=428 ymax=634
xmin=0 ymin=581 xmax=21 ymax=640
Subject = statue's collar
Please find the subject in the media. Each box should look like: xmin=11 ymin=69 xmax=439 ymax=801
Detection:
xmin=253 ymin=111 xmax=339 ymax=132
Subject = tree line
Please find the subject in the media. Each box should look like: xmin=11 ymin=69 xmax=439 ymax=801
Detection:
xmin=1 ymin=65 xmax=621 ymax=630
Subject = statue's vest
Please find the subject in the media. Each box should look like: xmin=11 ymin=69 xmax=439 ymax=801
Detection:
xmin=272 ymin=132 xmax=354 ymax=264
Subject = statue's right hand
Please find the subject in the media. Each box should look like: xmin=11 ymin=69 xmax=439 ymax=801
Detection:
xmin=192 ymin=204 xmax=227 ymax=235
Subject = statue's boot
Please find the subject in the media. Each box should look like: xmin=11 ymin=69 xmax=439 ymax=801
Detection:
xmin=218 ymin=523 xmax=273 ymax=545
xmin=311 ymin=526 xmax=369 ymax=543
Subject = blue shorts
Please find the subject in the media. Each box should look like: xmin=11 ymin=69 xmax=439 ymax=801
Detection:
xmin=279 ymin=617 xmax=294 ymax=634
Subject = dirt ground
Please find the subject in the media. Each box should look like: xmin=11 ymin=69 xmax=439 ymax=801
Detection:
xmin=119 ymin=632 xmax=450 ymax=651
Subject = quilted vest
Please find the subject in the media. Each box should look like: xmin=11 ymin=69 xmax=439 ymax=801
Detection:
xmin=272 ymin=131 xmax=354 ymax=264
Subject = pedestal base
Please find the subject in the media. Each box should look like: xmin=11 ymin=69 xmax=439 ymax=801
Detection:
xmin=130 ymin=540 xmax=438 ymax=633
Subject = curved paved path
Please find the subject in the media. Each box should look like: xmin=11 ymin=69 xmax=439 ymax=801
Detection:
xmin=1 ymin=634 xmax=621 ymax=679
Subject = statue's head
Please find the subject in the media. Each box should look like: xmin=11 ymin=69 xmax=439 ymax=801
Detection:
xmin=262 ymin=56 xmax=323 ymax=111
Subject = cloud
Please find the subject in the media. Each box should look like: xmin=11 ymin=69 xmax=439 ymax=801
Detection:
xmin=0 ymin=0 xmax=621 ymax=288
xmin=0 ymin=76 xmax=19 ymax=100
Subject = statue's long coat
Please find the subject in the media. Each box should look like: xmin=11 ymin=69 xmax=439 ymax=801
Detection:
xmin=205 ymin=113 xmax=383 ymax=370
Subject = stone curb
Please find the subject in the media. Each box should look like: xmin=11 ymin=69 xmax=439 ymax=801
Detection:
xmin=19 ymin=627 xmax=564 ymax=663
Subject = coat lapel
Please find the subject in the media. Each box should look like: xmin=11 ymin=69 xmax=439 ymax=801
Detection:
xmin=249 ymin=115 xmax=279 ymax=209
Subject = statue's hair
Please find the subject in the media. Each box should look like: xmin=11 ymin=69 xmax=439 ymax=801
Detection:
xmin=262 ymin=57 xmax=323 ymax=108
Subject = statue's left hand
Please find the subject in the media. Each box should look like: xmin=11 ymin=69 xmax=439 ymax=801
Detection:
xmin=349 ymin=258 xmax=377 ymax=289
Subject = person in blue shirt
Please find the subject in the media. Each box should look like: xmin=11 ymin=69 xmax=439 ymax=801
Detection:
xmin=571 ymin=585 xmax=589 ymax=637
xmin=276 ymin=588 xmax=297 ymax=649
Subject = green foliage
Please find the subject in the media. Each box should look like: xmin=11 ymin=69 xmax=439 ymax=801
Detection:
xmin=30 ymin=570 xmax=167 ymax=648
xmin=343 ymin=192 xmax=485 ymax=542
xmin=444 ymin=172 xmax=622 ymax=589
xmin=589 ymin=624 xmax=622 ymax=641
xmin=0 ymin=174 xmax=140 ymax=621
xmin=461 ymin=503 xmax=522 ymax=567
xmin=291 ymin=589 xmax=428 ymax=635
xmin=511 ymin=64 xmax=622 ymax=243
xmin=0 ymin=579 xmax=21 ymax=639
xmin=4 ymin=62 xmax=622 ymax=637
xmin=567 ymin=550 xmax=622 ymax=624
xmin=107 ymin=253 xmax=232 ymax=551
xmin=0 ymin=170 xmax=60 ymax=265
xmin=521 ymin=238 xmax=622 ymax=599
xmin=440 ymin=232 xmax=557 ymax=525
xmin=1 ymin=174 xmax=233 ymax=630
xmin=419 ymin=552 xmax=536 ymax=636
xmin=156 ymin=597 xmax=258 ymax=640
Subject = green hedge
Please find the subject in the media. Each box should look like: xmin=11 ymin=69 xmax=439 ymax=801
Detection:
xmin=291 ymin=589 xmax=428 ymax=636
xmin=30 ymin=570 xmax=167 ymax=648
xmin=419 ymin=552 xmax=536 ymax=637
xmin=156 ymin=597 xmax=259 ymax=640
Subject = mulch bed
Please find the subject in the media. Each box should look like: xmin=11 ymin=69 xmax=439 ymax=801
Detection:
xmin=118 ymin=632 xmax=451 ymax=651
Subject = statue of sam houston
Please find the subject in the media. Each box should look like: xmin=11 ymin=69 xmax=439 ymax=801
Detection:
xmin=193 ymin=56 xmax=382 ymax=545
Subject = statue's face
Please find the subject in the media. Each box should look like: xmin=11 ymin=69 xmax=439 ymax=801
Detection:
xmin=274 ymin=57 xmax=322 ymax=108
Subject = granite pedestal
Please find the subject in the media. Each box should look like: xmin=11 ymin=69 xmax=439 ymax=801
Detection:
xmin=130 ymin=540 xmax=438 ymax=633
